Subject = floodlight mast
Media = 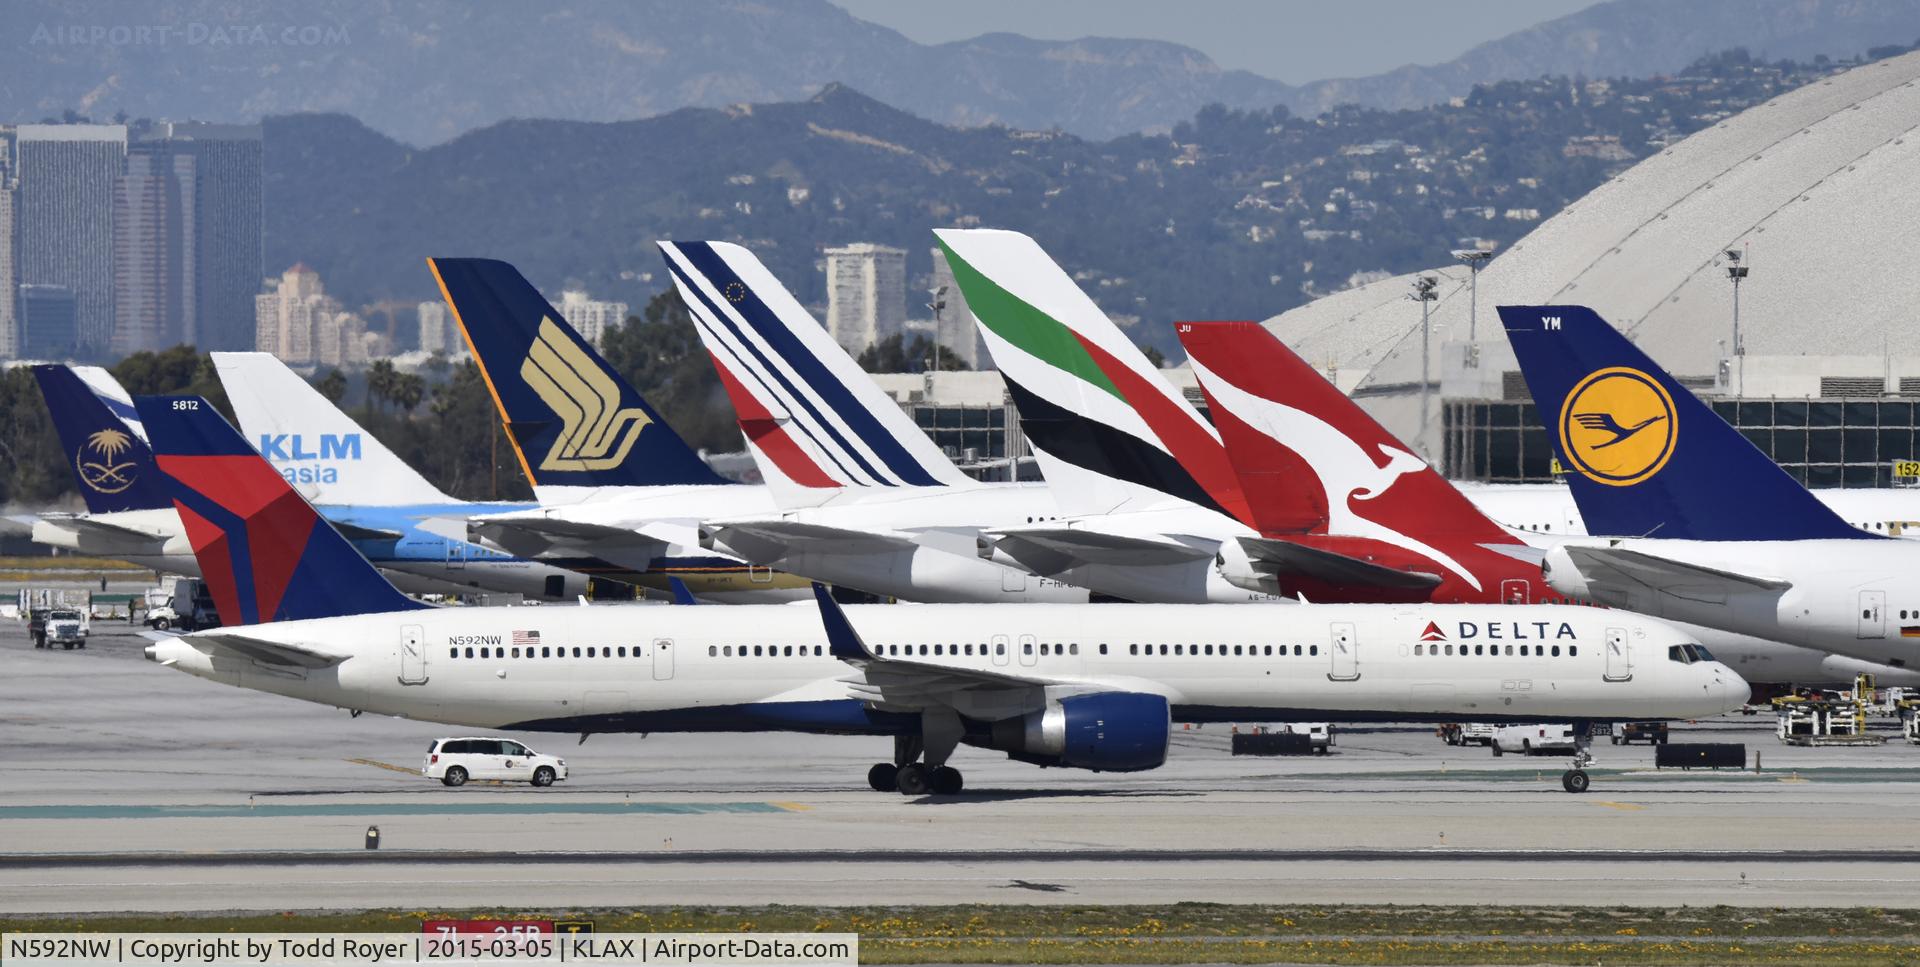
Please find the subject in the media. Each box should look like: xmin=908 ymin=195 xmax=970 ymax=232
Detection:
xmin=1452 ymin=249 xmax=1494 ymax=353
xmin=1410 ymin=274 xmax=1440 ymax=457
xmin=1725 ymin=249 xmax=1748 ymax=357
xmin=926 ymin=284 xmax=948 ymax=373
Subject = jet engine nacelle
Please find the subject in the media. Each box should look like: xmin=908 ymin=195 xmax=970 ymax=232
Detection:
xmin=1215 ymin=540 xmax=1282 ymax=597
xmin=986 ymin=691 xmax=1170 ymax=772
xmin=1540 ymin=544 xmax=1594 ymax=600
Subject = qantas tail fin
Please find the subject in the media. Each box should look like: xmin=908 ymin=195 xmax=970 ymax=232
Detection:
xmin=1498 ymin=305 xmax=1868 ymax=540
xmin=212 ymin=352 xmax=455 ymax=506
xmin=658 ymin=240 xmax=972 ymax=497
xmin=427 ymin=257 xmax=727 ymax=493
xmin=133 ymin=395 xmax=426 ymax=623
xmin=934 ymin=228 xmax=1251 ymax=526
xmin=1177 ymin=321 xmax=1514 ymax=545
xmin=33 ymin=365 xmax=172 ymax=514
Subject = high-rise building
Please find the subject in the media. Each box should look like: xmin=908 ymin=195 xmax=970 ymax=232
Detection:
xmin=19 ymin=284 xmax=77 ymax=358
xmin=0 ymin=171 xmax=16 ymax=359
xmin=556 ymin=289 xmax=629 ymax=347
xmin=824 ymin=243 xmax=906 ymax=355
xmin=12 ymin=124 xmax=126 ymax=356
xmin=930 ymin=246 xmax=989 ymax=370
xmin=417 ymin=300 xmax=450 ymax=354
xmin=111 ymin=122 xmax=262 ymax=354
xmin=253 ymin=264 xmax=369 ymax=366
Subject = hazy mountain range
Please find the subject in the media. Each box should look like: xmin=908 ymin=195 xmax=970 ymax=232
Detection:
xmin=7 ymin=0 xmax=1920 ymax=143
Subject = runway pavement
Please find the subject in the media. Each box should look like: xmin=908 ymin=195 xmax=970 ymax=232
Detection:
xmin=8 ymin=620 xmax=1920 ymax=912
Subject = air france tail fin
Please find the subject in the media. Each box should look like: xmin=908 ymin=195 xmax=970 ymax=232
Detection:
xmin=427 ymin=257 xmax=727 ymax=494
xmin=133 ymin=395 xmax=426 ymax=623
xmin=1177 ymin=321 xmax=1515 ymax=545
xmin=1497 ymin=305 xmax=1869 ymax=540
xmin=933 ymin=228 xmax=1252 ymax=526
xmin=33 ymin=365 xmax=172 ymax=514
xmin=212 ymin=352 xmax=455 ymax=506
xmin=658 ymin=241 xmax=973 ymax=497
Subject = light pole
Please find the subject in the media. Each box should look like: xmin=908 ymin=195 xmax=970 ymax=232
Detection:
xmin=1410 ymin=275 xmax=1440 ymax=457
xmin=925 ymin=285 xmax=948 ymax=374
xmin=1453 ymin=249 xmax=1493 ymax=363
xmin=1725 ymin=249 xmax=1748 ymax=356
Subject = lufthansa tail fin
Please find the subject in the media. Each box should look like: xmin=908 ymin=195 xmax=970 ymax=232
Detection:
xmin=427 ymin=258 xmax=727 ymax=492
xmin=1177 ymin=321 xmax=1515 ymax=545
xmin=33 ymin=365 xmax=173 ymax=514
xmin=934 ymin=228 xmax=1252 ymax=526
xmin=133 ymin=395 xmax=427 ymax=624
xmin=1498 ymin=305 xmax=1869 ymax=540
xmin=659 ymin=240 xmax=973 ymax=495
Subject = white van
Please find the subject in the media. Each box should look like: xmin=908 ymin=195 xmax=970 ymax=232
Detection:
xmin=1490 ymin=724 xmax=1577 ymax=756
xmin=423 ymin=737 xmax=567 ymax=787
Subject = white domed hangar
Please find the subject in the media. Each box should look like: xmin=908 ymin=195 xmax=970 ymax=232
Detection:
xmin=1265 ymin=49 xmax=1920 ymax=490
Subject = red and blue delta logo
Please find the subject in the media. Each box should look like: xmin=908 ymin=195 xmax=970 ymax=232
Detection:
xmin=1419 ymin=621 xmax=1446 ymax=642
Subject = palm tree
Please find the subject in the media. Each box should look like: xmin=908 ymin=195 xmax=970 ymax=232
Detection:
xmin=366 ymin=359 xmax=398 ymax=415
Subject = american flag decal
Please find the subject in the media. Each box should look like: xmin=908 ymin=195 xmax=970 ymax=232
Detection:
xmin=513 ymin=630 xmax=541 ymax=646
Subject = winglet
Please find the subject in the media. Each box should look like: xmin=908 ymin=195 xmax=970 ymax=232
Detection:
xmin=668 ymin=576 xmax=698 ymax=605
xmin=811 ymin=582 xmax=872 ymax=662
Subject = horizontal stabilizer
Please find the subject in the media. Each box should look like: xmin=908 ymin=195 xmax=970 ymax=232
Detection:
xmin=1239 ymin=536 xmax=1443 ymax=592
xmin=1561 ymin=544 xmax=1792 ymax=593
xmin=705 ymin=520 xmax=922 ymax=564
xmin=987 ymin=527 xmax=1213 ymax=577
xmin=189 ymin=631 xmax=349 ymax=669
xmin=32 ymin=513 xmax=170 ymax=547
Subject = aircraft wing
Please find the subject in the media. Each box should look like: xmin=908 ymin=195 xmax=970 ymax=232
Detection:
xmin=1238 ymin=536 xmax=1443 ymax=593
xmin=812 ymin=585 xmax=1062 ymax=719
xmin=329 ymin=520 xmax=405 ymax=542
xmin=31 ymin=514 xmax=169 ymax=548
xmin=985 ymin=527 xmax=1214 ymax=576
xmin=1561 ymin=545 xmax=1793 ymax=594
xmin=705 ymin=520 xmax=923 ymax=564
xmin=468 ymin=515 xmax=671 ymax=571
xmin=187 ymin=631 xmax=350 ymax=669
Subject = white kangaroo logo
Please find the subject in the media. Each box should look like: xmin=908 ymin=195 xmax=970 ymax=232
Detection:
xmin=1191 ymin=358 xmax=1482 ymax=590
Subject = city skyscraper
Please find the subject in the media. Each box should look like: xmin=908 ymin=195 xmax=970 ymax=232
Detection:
xmin=254 ymin=263 xmax=371 ymax=366
xmin=556 ymin=288 xmax=629 ymax=347
xmin=824 ymin=243 xmax=906 ymax=354
xmin=417 ymin=300 xmax=450 ymax=354
xmin=0 ymin=158 xmax=16 ymax=359
xmin=19 ymin=284 xmax=77 ymax=358
xmin=12 ymin=124 xmax=125 ymax=356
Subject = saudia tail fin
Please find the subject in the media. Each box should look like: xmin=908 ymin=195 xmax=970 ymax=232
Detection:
xmin=71 ymin=366 xmax=147 ymax=442
xmin=132 ymin=395 xmax=427 ymax=623
xmin=933 ymin=228 xmax=1252 ymax=526
xmin=33 ymin=365 xmax=172 ymax=514
xmin=1177 ymin=321 xmax=1515 ymax=545
xmin=658 ymin=240 xmax=973 ymax=496
xmin=427 ymin=257 xmax=727 ymax=493
xmin=212 ymin=352 xmax=455 ymax=506
xmin=1498 ymin=305 xmax=1869 ymax=540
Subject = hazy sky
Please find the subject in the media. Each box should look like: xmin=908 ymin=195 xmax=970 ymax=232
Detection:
xmin=828 ymin=0 xmax=1600 ymax=85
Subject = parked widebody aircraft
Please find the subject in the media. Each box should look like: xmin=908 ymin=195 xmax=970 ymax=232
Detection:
xmin=135 ymin=393 xmax=1743 ymax=795
xmin=1502 ymin=304 xmax=1920 ymax=670
xmin=27 ymin=365 xmax=591 ymax=599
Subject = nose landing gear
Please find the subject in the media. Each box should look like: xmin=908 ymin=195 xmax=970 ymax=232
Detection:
xmin=1563 ymin=728 xmax=1594 ymax=793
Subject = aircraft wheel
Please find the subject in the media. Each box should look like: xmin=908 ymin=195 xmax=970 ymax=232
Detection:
xmin=929 ymin=765 xmax=963 ymax=795
xmin=1562 ymin=769 xmax=1591 ymax=794
xmin=867 ymin=762 xmax=898 ymax=792
xmin=442 ymin=767 xmax=468 ymax=787
xmin=895 ymin=762 xmax=930 ymax=796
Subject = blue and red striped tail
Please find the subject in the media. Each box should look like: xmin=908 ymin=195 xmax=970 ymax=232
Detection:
xmin=132 ymin=395 xmax=427 ymax=624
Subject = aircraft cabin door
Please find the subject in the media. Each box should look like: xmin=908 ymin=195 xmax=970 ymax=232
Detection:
xmin=1017 ymin=634 xmax=1038 ymax=667
xmin=1603 ymin=626 xmax=1632 ymax=682
xmin=399 ymin=624 xmax=427 ymax=685
xmin=1859 ymin=591 xmax=1887 ymax=639
xmin=445 ymin=541 xmax=467 ymax=570
xmin=1001 ymin=566 xmax=1028 ymax=593
xmin=652 ymin=638 xmax=675 ymax=680
xmin=991 ymin=634 xmax=1011 ymax=667
xmin=1327 ymin=622 xmax=1359 ymax=681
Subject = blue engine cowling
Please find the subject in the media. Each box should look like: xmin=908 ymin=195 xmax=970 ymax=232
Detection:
xmin=986 ymin=691 xmax=1170 ymax=772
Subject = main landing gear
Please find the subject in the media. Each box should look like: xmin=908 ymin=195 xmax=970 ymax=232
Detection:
xmin=867 ymin=712 xmax=965 ymax=795
xmin=1562 ymin=729 xmax=1594 ymax=794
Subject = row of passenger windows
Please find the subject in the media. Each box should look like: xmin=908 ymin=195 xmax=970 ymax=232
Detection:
xmin=1415 ymin=642 xmax=1574 ymax=657
xmin=451 ymin=645 xmax=639 ymax=660
xmin=709 ymin=645 xmax=826 ymax=657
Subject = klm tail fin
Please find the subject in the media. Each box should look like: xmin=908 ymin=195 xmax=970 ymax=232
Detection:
xmin=1177 ymin=321 xmax=1515 ymax=544
xmin=212 ymin=352 xmax=454 ymax=505
xmin=427 ymin=257 xmax=727 ymax=490
xmin=659 ymin=240 xmax=972 ymax=493
xmin=132 ymin=395 xmax=427 ymax=623
xmin=33 ymin=365 xmax=172 ymax=514
xmin=1497 ymin=305 xmax=1868 ymax=540
xmin=934 ymin=228 xmax=1252 ymax=526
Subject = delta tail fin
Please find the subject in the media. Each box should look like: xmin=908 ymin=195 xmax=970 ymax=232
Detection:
xmin=934 ymin=228 xmax=1252 ymax=526
xmin=1177 ymin=321 xmax=1515 ymax=545
xmin=133 ymin=395 xmax=427 ymax=623
xmin=212 ymin=352 xmax=455 ymax=506
xmin=33 ymin=365 xmax=172 ymax=514
xmin=659 ymin=240 xmax=973 ymax=498
xmin=1497 ymin=305 xmax=1869 ymax=541
xmin=427 ymin=257 xmax=727 ymax=494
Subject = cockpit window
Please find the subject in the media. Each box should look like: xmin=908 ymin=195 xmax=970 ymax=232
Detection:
xmin=1688 ymin=644 xmax=1715 ymax=663
xmin=1668 ymin=644 xmax=1714 ymax=664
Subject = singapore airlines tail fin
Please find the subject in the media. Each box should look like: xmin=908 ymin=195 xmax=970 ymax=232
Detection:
xmin=33 ymin=365 xmax=173 ymax=514
xmin=660 ymin=240 xmax=972 ymax=500
xmin=133 ymin=395 xmax=427 ymax=623
xmin=426 ymin=257 xmax=728 ymax=497
xmin=211 ymin=352 xmax=455 ymax=506
xmin=1177 ymin=321 xmax=1515 ymax=544
xmin=1498 ymin=304 xmax=1869 ymax=541
xmin=934 ymin=228 xmax=1252 ymax=526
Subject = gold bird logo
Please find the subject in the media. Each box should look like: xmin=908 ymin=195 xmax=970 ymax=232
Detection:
xmin=520 ymin=317 xmax=651 ymax=472
xmin=77 ymin=428 xmax=139 ymax=494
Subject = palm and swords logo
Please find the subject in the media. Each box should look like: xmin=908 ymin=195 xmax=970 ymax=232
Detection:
xmin=77 ymin=428 xmax=139 ymax=494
